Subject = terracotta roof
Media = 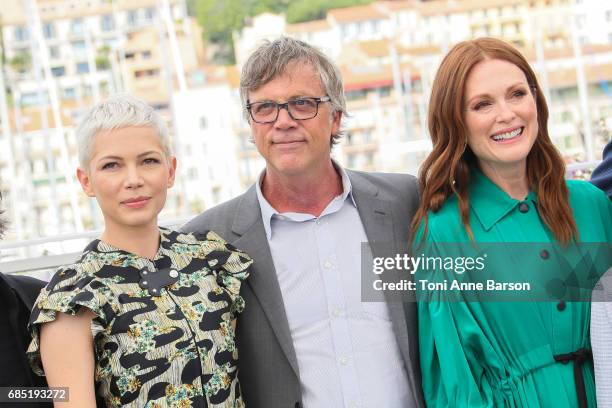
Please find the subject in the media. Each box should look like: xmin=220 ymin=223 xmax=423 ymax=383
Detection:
xmin=358 ymin=39 xmax=393 ymax=58
xmin=377 ymin=0 xmax=419 ymax=12
xmin=341 ymin=62 xmax=419 ymax=91
xmin=546 ymin=64 xmax=612 ymax=88
xmin=418 ymin=0 xmax=524 ymax=16
xmin=328 ymin=4 xmax=388 ymax=23
xmin=286 ymin=19 xmax=331 ymax=33
xmin=196 ymin=65 xmax=241 ymax=88
xmin=520 ymin=43 xmax=612 ymax=60
xmin=342 ymin=39 xmax=441 ymax=61
xmin=8 ymin=99 xmax=84 ymax=132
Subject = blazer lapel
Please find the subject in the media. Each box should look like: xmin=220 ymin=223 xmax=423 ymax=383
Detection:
xmin=348 ymin=172 xmax=413 ymax=372
xmin=231 ymin=187 xmax=300 ymax=375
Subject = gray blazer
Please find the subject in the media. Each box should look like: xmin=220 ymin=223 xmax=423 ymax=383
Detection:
xmin=182 ymin=169 xmax=425 ymax=408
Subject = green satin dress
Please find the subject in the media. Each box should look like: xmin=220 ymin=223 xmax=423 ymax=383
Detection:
xmin=415 ymin=169 xmax=612 ymax=407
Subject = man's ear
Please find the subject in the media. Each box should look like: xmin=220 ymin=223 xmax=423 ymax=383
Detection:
xmin=76 ymin=167 xmax=95 ymax=197
xmin=331 ymin=110 xmax=342 ymax=136
xmin=167 ymin=156 xmax=177 ymax=188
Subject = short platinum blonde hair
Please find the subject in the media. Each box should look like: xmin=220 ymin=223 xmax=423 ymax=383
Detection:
xmin=240 ymin=36 xmax=347 ymax=144
xmin=76 ymin=94 xmax=171 ymax=168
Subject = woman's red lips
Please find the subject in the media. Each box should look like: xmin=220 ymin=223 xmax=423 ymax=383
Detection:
xmin=122 ymin=197 xmax=151 ymax=208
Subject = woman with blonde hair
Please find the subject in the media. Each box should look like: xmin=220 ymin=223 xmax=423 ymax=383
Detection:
xmin=412 ymin=38 xmax=611 ymax=407
xmin=27 ymin=95 xmax=252 ymax=407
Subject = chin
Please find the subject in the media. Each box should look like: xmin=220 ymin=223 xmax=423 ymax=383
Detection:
xmin=272 ymin=157 xmax=309 ymax=175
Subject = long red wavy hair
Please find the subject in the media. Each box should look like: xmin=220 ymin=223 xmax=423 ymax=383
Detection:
xmin=411 ymin=37 xmax=577 ymax=244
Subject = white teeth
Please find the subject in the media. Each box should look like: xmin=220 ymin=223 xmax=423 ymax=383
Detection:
xmin=492 ymin=127 xmax=522 ymax=141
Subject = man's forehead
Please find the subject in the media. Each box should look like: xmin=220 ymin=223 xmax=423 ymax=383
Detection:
xmin=250 ymin=63 xmax=324 ymax=99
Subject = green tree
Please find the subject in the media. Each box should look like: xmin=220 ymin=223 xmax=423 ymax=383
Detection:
xmin=95 ymin=45 xmax=111 ymax=70
xmin=9 ymin=52 xmax=31 ymax=73
xmin=192 ymin=0 xmax=373 ymax=64
xmin=287 ymin=0 xmax=373 ymax=23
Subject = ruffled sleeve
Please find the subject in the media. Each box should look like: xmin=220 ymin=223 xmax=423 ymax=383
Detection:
xmin=197 ymin=230 xmax=253 ymax=316
xmin=27 ymin=264 xmax=115 ymax=376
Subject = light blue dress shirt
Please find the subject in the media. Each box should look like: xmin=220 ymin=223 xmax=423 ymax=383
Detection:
xmin=256 ymin=165 xmax=411 ymax=408
xmin=592 ymin=271 xmax=612 ymax=408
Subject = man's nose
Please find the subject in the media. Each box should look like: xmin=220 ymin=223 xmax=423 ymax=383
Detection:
xmin=274 ymin=104 xmax=297 ymax=129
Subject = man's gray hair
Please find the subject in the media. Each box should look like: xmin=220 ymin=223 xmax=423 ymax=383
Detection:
xmin=76 ymin=94 xmax=171 ymax=168
xmin=240 ymin=37 xmax=347 ymax=144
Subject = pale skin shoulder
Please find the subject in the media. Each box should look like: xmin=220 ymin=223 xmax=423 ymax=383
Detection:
xmin=39 ymin=309 xmax=97 ymax=408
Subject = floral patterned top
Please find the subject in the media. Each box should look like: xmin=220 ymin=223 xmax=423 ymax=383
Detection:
xmin=27 ymin=228 xmax=252 ymax=408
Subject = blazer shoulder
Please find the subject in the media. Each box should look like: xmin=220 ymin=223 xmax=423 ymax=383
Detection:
xmin=348 ymin=169 xmax=419 ymax=197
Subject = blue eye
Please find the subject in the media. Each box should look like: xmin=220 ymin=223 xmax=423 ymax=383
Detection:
xmin=143 ymin=158 xmax=160 ymax=165
xmin=101 ymin=162 xmax=118 ymax=170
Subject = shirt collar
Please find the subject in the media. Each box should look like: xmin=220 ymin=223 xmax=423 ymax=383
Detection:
xmin=255 ymin=161 xmax=357 ymax=239
xmin=469 ymin=167 xmax=537 ymax=231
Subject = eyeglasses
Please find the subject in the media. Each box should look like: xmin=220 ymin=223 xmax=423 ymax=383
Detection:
xmin=246 ymin=96 xmax=331 ymax=124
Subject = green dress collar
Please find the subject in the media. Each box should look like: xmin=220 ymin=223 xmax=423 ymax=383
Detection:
xmin=469 ymin=167 xmax=537 ymax=231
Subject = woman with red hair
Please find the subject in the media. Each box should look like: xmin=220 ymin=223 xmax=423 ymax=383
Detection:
xmin=412 ymin=38 xmax=611 ymax=407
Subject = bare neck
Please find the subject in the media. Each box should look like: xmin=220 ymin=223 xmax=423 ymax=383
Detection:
xmin=479 ymin=162 xmax=529 ymax=200
xmin=262 ymin=160 xmax=343 ymax=217
xmin=100 ymin=222 xmax=160 ymax=260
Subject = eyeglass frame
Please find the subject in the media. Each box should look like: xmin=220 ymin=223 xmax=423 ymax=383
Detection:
xmin=245 ymin=96 xmax=332 ymax=124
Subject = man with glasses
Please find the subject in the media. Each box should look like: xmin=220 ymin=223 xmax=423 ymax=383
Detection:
xmin=183 ymin=37 xmax=423 ymax=408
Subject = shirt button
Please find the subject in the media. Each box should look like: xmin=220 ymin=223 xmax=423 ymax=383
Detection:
xmin=315 ymin=219 xmax=321 ymax=225
xmin=540 ymin=249 xmax=550 ymax=260
xmin=349 ymin=402 xmax=359 ymax=408
xmin=339 ymin=356 xmax=348 ymax=365
xmin=518 ymin=202 xmax=529 ymax=213
xmin=557 ymin=301 xmax=566 ymax=311
xmin=332 ymin=308 xmax=343 ymax=317
xmin=169 ymin=269 xmax=178 ymax=278
xmin=324 ymin=260 xmax=333 ymax=269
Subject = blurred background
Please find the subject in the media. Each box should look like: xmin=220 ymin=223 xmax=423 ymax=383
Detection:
xmin=0 ymin=0 xmax=610 ymax=277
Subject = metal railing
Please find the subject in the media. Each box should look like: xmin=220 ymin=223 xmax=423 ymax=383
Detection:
xmin=0 ymin=160 xmax=604 ymax=278
xmin=0 ymin=217 xmax=194 ymax=277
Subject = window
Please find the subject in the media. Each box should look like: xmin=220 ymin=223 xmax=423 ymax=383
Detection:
xmin=21 ymin=92 xmax=42 ymax=106
xmin=144 ymin=7 xmax=155 ymax=22
xmin=101 ymin=14 xmax=115 ymax=32
xmin=134 ymin=69 xmax=159 ymax=78
xmin=62 ymin=87 xmax=76 ymax=99
xmin=14 ymin=26 xmax=29 ymax=42
xmin=127 ymin=10 xmax=138 ymax=25
xmin=142 ymin=50 xmax=152 ymax=59
xmin=71 ymin=18 xmax=84 ymax=35
xmin=72 ymin=41 xmax=86 ymax=57
xmin=76 ymin=62 xmax=90 ymax=74
xmin=51 ymin=66 xmax=65 ymax=77
xmin=365 ymin=152 xmax=374 ymax=165
xmin=49 ymin=46 xmax=60 ymax=59
xmin=43 ymin=22 xmax=56 ymax=39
